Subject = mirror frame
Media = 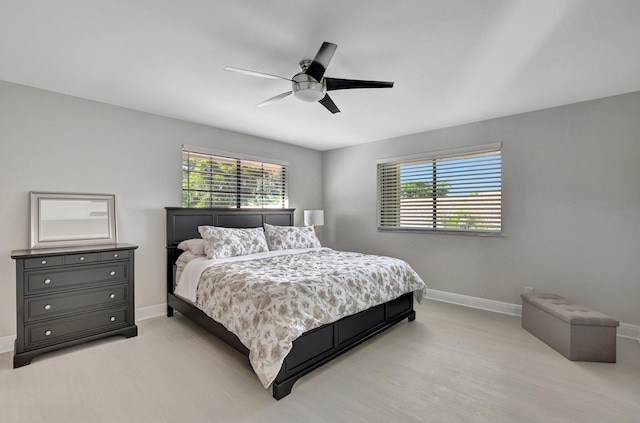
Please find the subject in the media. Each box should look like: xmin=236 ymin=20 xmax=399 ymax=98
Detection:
xmin=30 ymin=192 xmax=117 ymax=249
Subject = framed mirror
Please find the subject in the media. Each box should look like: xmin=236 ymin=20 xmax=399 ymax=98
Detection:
xmin=30 ymin=192 xmax=117 ymax=249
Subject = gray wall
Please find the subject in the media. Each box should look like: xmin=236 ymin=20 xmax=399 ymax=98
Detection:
xmin=0 ymin=80 xmax=323 ymax=339
xmin=2 ymin=78 xmax=637 ymax=341
xmin=323 ymin=92 xmax=640 ymax=326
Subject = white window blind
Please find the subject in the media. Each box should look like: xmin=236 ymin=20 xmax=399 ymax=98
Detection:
xmin=377 ymin=143 xmax=502 ymax=234
xmin=182 ymin=147 xmax=288 ymax=208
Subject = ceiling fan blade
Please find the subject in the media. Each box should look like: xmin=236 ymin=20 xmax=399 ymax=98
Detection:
xmin=305 ymin=42 xmax=338 ymax=82
xmin=325 ymin=78 xmax=394 ymax=91
xmin=224 ymin=66 xmax=291 ymax=81
xmin=257 ymin=91 xmax=292 ymax=107
xmin=318 ymin=94 xmax=340 ymax=114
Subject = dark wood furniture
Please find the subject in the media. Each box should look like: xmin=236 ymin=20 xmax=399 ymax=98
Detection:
xmin=11 ymin=243 xmax=138 ymax=368
xmin=166 ymin=207 xmax=416 ymax=400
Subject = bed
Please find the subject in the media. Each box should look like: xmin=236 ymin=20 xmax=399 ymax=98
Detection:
xmin=165 ymin=207 xmax=425 ymax=399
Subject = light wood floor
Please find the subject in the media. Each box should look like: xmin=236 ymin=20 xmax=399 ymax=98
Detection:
xmin=1 ymin=300 xmax=639 ymax=423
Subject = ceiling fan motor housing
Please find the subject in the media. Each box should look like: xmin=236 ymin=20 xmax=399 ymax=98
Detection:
xmin=292 ymin=73 xmax=326 ymax=102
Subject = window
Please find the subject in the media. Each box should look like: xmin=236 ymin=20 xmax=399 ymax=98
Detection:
xmin=377 ymin=143 xmax=502 ymax=234
xmin=182 ymin=145 xmax=288 ymax=208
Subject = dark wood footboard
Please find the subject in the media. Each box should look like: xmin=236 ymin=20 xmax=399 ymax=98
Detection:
xmin=168 ymin=290 xmax=414 ymax=399
xmin=272 ymin=292 xmax=415 ymax=399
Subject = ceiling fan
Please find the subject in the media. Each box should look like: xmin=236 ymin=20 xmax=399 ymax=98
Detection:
xmin=224 ymin=42 xmax=394 ymax=114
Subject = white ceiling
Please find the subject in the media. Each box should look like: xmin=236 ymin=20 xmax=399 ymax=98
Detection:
xmin=1 ymin=1 xmax=639 ymax=151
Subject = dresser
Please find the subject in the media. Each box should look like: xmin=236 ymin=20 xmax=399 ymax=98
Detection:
xmin=11 ymin=243 xmax=138 ymax=367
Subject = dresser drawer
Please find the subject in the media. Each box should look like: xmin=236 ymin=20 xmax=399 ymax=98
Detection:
xmin=25 ymin=308 xmax=129 ymax=349
xmin=25 ymin=284 xmax=128 ymax=322
xmin=63 ymin=253 xmax=98 ymax=265
xmin=26 ymin=263 xmax=129 ymax=295
xmin=99 ymin=250 xmax=130 ymax=261
xmin=24 ymin=256 xmax=63 ymax=269
xmin=23 ymin=249 xmax=125 ymax=269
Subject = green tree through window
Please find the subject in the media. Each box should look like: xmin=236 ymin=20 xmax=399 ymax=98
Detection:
xmin=182 ymin=149 xmax=288 ymax=208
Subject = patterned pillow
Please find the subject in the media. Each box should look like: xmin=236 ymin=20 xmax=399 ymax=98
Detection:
xmin=198 ymin=226 xmax=269 ymax=259
xmin=263 ymin=223 xmax=321 ymax=251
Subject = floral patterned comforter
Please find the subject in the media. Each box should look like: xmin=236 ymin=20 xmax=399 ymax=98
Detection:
xmin=193 ymin=248 xmax=427 ymax=388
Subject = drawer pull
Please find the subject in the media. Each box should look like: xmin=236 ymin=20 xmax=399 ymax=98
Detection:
xmin=79 ymin=256 xmax=85 ymax=261
xmin=44 ymin=304 xmax=51 ymax=310
xmin=109 ymin=293 xmax=116 ymax=299
xmin=113 ymin=253 xmax=118 ymax=258
xmin=110 ymin=316 xmax=116 ymax=322
xmin=41 ymin=260 xmax=47 ymax=265
xmin=44 ymin=279 xmax=51 ymax=285
xmin=109 ymin=271 xmax=116 ymax=276
xmin=45 ymin=330 xmax=52 ymax=336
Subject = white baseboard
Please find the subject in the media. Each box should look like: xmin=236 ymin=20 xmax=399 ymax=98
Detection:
xmin=2 ymin=296 xmax=638 ymax=355
xmin=424 ymin=288 xmax=640 ymax=343
xmin=618 ymin=323 xmax=640 ymax=342
xmin=0 ymin=303 xmax=169 ymax=355
xmin=424 ymin=288 xmax=523 ymax=317
xmin=135 ymin=303 xmax=167 ymax=322
xmin=0 ymin=335 xmax=14 ymax=355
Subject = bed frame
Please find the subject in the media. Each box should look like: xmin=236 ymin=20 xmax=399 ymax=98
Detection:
xmin=165 ymin=207 xmax=416 ymax=399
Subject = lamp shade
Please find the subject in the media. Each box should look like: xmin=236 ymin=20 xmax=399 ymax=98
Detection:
xmin=303 ymin=210 xmax=324 ymax=226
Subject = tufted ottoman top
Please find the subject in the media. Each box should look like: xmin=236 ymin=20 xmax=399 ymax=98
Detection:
xmin=521 ymin=293 xmax=619 ymax=327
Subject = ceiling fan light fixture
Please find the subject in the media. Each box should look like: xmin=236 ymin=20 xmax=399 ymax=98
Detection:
xmin=292 ymin=73 xmax=326 ymax=102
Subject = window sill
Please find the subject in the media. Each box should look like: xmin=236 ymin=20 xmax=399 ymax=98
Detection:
xmin=377 ymin=227 xmax=503 ymax=237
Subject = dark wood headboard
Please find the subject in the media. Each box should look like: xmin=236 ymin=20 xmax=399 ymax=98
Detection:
xmin=165 ymin=207 xmax=295 ymax=292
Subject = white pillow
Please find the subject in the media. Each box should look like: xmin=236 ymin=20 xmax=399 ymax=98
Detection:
xmin=263 ymin=223 xmax=321 ymax=251
xmin=177 ymin=238 xmax=205 ymax=256
xmin=198 ymin=226 xmax=269 ymax=259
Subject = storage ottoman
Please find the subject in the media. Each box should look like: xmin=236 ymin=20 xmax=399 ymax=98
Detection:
xmin=521 ymin=293 xmax=619 ymax=362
